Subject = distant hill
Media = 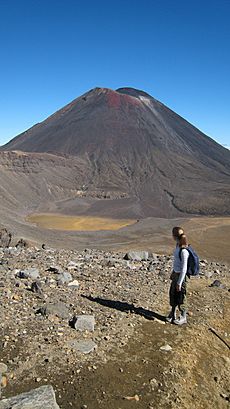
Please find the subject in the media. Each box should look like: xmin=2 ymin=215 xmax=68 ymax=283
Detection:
xmin=1 ymin=87 xmax=230 ymax=219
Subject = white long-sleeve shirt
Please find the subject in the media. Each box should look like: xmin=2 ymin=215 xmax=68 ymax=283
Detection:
xmin=173 ymin=246 xmax=189 ymax=289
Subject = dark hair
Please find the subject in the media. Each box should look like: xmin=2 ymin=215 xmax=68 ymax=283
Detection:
xmin=172 ymin=226 xmax=184 ymax=239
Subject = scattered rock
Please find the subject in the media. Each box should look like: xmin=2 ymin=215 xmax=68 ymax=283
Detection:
xmin=204 ymin=271 xmax=213 ymax=279
xmin=0 ymin=364 xmax=7 ymax=374
xmin=67 ymin=261 xmax=78 ymax=270
xmin=31 ymin=281 xmax=43 ymax=296
xmin=5 ymin=247 xmax=21 ymax=256
xmin=47 ymin=266 xmax=61 ymax=274
xmin=200 ymin=259 xmax=208 ymax=265
xmin=150 ymin=377 xmax=158 ymax=390
xmin=18 ymin=268 xmax=40 ymax=280
xmin=67 ymin=340 xmax=97 ymax=354
xmin=71 ymin=315 xmax=95 ymax=332
xmin=0 ymin=385 xmax=60 ymax=408
xmin=0 ymin=375 xmax=7 ymax=388
xmin=37 ymin=302 xmax=69 ymax=319
xmin=220 ymin=392 xmax=230 ymax=401
xmin=68 ymin=279 xmax=80 ymax=288
xmin=148 ymin=261 xmax=156 ymax=272
xmin=160 ymin=344 xmax=172 ymax=352
xmin=210 ymin=280 xmax=226 ymax=289
xmin=124 ymin=251 xmax=149 ymax=261
xmin=105 ymin=258 xmax=117 ymax=267
xmin=57 ymin=271 xmax=73 ymax=285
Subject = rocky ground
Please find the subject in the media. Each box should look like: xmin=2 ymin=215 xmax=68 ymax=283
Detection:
xmin=0 ymin=245 xmax=229 ymax=408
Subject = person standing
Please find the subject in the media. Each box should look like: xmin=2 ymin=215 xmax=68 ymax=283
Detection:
xmin=166 ymin=226 xmax=189 ymax=325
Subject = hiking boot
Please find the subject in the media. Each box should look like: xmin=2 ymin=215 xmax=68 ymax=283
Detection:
xmin=173 ymin=314 xmax=187 ymax=325
xmin=166 ymin=309 xmax=176 ymax=323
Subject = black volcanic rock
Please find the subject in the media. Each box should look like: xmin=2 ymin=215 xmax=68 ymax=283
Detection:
xmin=1 ymin=87 xmax=230 ymax=218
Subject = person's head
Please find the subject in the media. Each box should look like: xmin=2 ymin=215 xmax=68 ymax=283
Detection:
xmin=172 ymin=226 xmax=184 ymax=241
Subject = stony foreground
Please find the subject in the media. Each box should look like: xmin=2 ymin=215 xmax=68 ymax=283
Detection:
xmin=0 ymin=245 xmax=229 ymax=408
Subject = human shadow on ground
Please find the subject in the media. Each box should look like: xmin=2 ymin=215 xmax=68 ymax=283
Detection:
xmin=81 ymin=295 xmax=166 ymax=322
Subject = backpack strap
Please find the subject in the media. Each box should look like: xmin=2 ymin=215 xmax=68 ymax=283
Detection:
xmin=179 ymin=246 xmax=193 ymax=278
xmin=179 ymin=246 xmax=189 ymax=259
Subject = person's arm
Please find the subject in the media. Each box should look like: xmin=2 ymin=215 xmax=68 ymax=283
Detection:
xmin=177 ymin=249 xmax=189 ymax=290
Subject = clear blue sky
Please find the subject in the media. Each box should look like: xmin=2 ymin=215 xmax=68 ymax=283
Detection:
xmin=0 ymin=0 xmax=229 ymax=148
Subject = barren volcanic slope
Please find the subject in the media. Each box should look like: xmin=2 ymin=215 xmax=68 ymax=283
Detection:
xmin=1 ymin=87 xmax=230 ymax=220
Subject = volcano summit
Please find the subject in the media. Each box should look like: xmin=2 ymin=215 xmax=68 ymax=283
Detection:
xmin=0 ymin=87 xmax=230 ymax=240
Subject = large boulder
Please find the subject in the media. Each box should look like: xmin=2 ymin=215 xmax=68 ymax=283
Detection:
xmin=17 ymin=268 xmax=40 ymax=280
xmin=37 ymin=302 xmax=70 ymax=319
xmin=0 ymin=385 xmax=60 ymax=408
xmin=56 ymin=271 xmax=73 ymax=285
xmin=71 ymin=315 xmax=95 ymax=331
xmin=124 ymin=251 xmax=149 ymax=261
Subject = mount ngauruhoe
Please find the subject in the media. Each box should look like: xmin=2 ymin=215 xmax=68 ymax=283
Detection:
xmin=1 ymin=87 xmax=230 ymax=229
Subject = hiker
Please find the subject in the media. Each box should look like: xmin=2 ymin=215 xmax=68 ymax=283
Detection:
xmin=166 ymin=226 xmax=189 ymax=325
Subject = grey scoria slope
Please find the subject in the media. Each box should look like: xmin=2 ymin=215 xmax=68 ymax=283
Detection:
xmin=1 ymin=87 xmax=230 ymax=218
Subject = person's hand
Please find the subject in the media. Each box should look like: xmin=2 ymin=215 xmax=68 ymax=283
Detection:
xmin=176 ymin=284 xmax=181 ymax=292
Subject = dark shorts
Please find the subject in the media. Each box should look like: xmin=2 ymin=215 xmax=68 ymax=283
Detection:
xmin=169 ymin=272 xmax=187 ymax=311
